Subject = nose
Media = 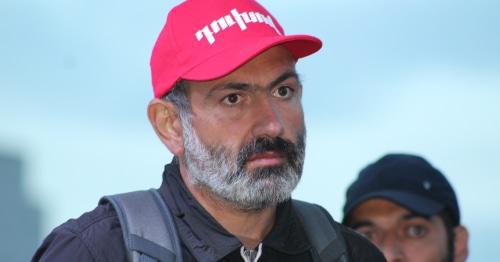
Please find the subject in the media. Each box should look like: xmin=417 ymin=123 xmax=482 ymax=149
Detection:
xmin=251 ymin=96 xmax=284 ymax=138
xmin=379 ymin=235 xmax=404 ymax=262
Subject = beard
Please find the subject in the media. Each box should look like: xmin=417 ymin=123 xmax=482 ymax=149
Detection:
xmin=181 ymin=117 xmax=305 ymax=211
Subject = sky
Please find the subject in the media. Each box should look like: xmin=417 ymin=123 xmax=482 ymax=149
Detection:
xmin=1 ymin=0 xmax=499 ymax=260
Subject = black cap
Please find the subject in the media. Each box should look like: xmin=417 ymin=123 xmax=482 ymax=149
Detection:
xmin=342 ymin=153 xmax=460 ymax=226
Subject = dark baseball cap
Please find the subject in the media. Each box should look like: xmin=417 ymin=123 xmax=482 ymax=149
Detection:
xmin=342 ymin=153 xmax=460 ymax=226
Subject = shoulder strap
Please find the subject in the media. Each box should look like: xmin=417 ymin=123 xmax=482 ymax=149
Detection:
xmin=100 ymin=189 xmax=183 ymax=262
xmin=292 ymin=200 xmax=349 ymax=262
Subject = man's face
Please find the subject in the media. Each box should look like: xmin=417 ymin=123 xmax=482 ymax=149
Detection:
xmin=180 ymin=46 xmax=305 ymax=210
xmin=348 ymin=198 xmax=449 ymax=262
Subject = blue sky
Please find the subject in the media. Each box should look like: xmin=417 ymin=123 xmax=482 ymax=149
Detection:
xmin=1 ymin=0 xmax=499 ymax=260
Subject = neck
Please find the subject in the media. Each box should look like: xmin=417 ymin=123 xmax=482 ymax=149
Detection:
xmin=179 ymin=162 xmax=276 ymax=249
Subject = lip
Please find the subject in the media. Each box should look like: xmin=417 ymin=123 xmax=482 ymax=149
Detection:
xmin=246 ymin=151 xmax=285 ymax=167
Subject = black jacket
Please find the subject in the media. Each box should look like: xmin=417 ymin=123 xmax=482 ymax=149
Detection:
xmin=33 ymin=160 xmax=385 ymax=261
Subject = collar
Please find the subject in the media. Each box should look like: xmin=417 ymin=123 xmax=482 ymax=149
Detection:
xmin=158 ymin=158 xmax=311 ymax=260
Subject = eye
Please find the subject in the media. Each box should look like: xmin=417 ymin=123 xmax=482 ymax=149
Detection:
xmin=222 ymin=93 xmax=241 ymax=105
xmin=273 ymin=85 xmax=294 ymax=99
xmin=405 ymin=224 xmax=428 ymax=238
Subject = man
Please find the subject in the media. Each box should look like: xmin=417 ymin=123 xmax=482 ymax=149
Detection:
xmin=342 ymin=154 xmax=469 ymax=262
xmin=33 ymin=0 xmax=385 ymax=261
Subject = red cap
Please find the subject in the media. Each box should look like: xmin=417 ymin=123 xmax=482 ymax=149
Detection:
xmin=150 ymin=0 xmax=322 ymax=98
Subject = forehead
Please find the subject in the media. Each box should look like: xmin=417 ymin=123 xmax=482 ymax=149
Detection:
xmin=350 ymin=198 xmax=412 ymax=221
xmin=349 ymin=198 xmax=447 ymax=228
xmin=186 ymin=46 xmax=297 ymax=92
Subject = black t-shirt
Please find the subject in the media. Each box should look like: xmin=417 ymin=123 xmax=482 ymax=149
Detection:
xmin=33 ymin=160 xmax=385 ymax=261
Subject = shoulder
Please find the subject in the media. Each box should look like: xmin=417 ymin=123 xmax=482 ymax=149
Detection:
xmin=32 ymin=202 xmax=127 ymax=262
xmin=338 ymin=224 xmax=386 ymax=261
xmin=292 ymin=201 xmax=385 ymax=262
xmin=314 ymin=204 xmax=386 ymax=261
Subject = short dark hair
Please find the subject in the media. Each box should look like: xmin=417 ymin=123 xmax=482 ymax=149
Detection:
xmin=162 ymin=80 xmax=192 ymax=121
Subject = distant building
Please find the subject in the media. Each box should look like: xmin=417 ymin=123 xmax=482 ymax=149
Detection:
xmin=0 ymin=152 xmax=40 ymax=261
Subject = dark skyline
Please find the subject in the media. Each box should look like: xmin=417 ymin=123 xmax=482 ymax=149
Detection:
xmin=0 ymin=152 xmax=40 ymax=261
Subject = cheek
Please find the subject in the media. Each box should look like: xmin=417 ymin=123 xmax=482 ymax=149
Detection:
xmin=191 ymin=100 xmax=305 ymax=148
xmin=403 ymin=232 xmax=449 ymax=261
xmin=190 ymin=113 xmax=247 ymax=153
xmin=282 ymin=104 xmax=305 ymax=134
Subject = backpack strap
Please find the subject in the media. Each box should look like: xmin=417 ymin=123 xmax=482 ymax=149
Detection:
xmin=292 ymin=200 xmax=349 ymax=262
xmin=100 ymin=189 xmax=183 ymax=262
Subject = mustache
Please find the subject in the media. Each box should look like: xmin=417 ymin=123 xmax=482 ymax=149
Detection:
xmin=236 ymin=136 xmax=301 ymax=168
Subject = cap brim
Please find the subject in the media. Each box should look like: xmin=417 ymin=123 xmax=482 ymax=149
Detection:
xmin=344 ymin=190 xmax=445 ymax=222
xmin=181 ymin=34 xmax=322 ymax=81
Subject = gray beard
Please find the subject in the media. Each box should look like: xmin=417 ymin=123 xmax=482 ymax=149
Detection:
xmin=181 ymin=116 xmax=305 ymax=211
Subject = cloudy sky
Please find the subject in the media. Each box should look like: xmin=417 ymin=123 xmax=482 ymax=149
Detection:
xmin=1 ymin=0 xmax=499 ymax=260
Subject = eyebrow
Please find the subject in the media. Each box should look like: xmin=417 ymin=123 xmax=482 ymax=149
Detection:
xmin=402 ymin=213 xmax=431 ymax=221
xmin=206 ymin=70 xmax=301 ymax=98
xmin=269 ymin=70 xmax=300 ymax=89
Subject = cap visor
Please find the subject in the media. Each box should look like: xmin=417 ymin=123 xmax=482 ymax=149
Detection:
xmin=182 ymin=34 xmax=321 ymax=81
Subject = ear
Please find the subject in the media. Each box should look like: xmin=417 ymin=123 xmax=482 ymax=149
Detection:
xmin=147 ymin=98 xmax=184 ymax=156
xmin=453 ymin=225 xmax=469 ymax=262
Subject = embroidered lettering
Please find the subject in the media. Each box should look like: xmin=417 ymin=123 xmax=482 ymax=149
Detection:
xmin=195 ymin=8 xmax=281 ymax=45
